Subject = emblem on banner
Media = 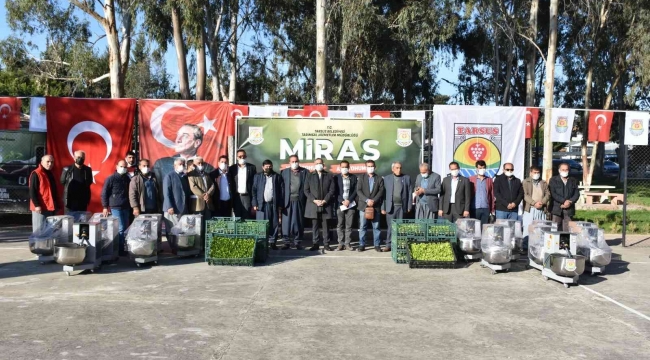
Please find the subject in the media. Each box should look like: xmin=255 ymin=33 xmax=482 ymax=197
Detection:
xmin=38 ymin=103 xmax=46 ymax=115
xmin=0 ymin=103 xmax=12 ymax=119
xmin=248 ymin=126 xmax=264 ymax=145
xmin=630 ymin=119 xmax=644 ymax=136
xmin=453 ymin=123 xmax=502 ymax=177
xmin=354 ymin=112 xmax=364 ymax=118
xmin=271 ymin=110 xmax=281 ymax=117
xmin=555 ymin=116 xmax=569 ymax=133
xmin=396 ymin=128 xmax=413 ymax=147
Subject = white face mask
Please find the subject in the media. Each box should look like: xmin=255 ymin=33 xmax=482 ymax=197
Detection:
xmin=176 ymin=165 xmax=186 ymax=174
xmin=195 ymin=165 xmax=204 ymax=172
xmin=238 ymin=158 xmax=246 ymax=165
xmin=450 ymin=169 xmax=459 ymax=177
xmin=117 ymin=166 xmax=127 ymax=175
xmin=315 ymin=164 xmax=324 ymax=172
xmin=367 ymin=167 xmax=375 ymax=174
xmin=560 ymin=171 xmax=569 ymax=178
xmin=504 ymin=171 xmax=514 ymax=177
xmin=140 ymin=167 xmax=149 ymax=175
xmin=218 ymin=162 xmax=227 ymax=171
xmin=532 ymin=174 xmax=541 ymax=181
xmin=341 ymin=168 xmax=349 ymax=175
xmin=421 ymin=172 xmax=429 ymax=178
xmin=477 ymin=169 xmax=486 ymax=176
xmin=290 ymin=162 xmax=299 ymax=170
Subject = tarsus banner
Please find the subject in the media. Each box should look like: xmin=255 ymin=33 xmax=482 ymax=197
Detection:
xmin=237 ymin=117 xmax=423 ymax=176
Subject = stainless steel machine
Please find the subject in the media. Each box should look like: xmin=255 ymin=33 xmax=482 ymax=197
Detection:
xmin=172 ymin=214 xmax=202 ymax=258
xmin=577 ymin=227 xmax=611 ymax=275
xmin=456 ymin=218 xmax=482 ymax=261
xmin=29 ymin=215 xmax=73 ymax=264
xmin=527 ymin=225 xmax=554 ymax=271
xmin=480 ymin=224 xmax=513 ymax=274
xmin=136 ymin=214 xmax=163 ymax=253
xmin=542 ymin=231 xmax=585 ymax=288
xmin=57 ymin=221 xmax=102 ymax=276
xmin=127 ymin=217 xmax=159 ymax=267
xmin=90 ymin=213 xmax=119 ymax=263
xmin=495 ymin=219 xmax=523 ymax=261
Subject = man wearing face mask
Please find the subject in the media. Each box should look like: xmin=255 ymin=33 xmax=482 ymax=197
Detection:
xmin=252 ymin=160 xmax=284 ymax=249
xmin=357 ymin=159 xmax=384 ymax=252
xmin=229 ymin=149 xmax=257 ymax=219
xmin=382 ymin=161 xmax=413 ymax=252
xmin=334 ymin=160 xmax=357 ymax=251
xmin=60 ymin=150 xmax=93 ymax=220
xmin=304 ymin=158 xmax=335 ymax=252
xmin=522 ymin=166 xmax=551 ymax=238
xmin=549 ymin=163 xmax=580 ymax=231
xmin=152 ymin=124 xmax=214 ymax=186
xmin=413 ymin=163 xmax=441 ymax=220
xmin=101 ymin=160 xmax=132 ymax=256
xmin=163 ymin=158 xmax=192 ymax=254
xmin=209 ymin=155 xmax=235 ymax=217
xmin=125 ymin=151 xmax=137 ymax=178
xmin=129 ymin=159 xmax=161 ymax=216
xmin=469 ymin=160 xmax=494 ymax=227
xmin=439 ymin=162 xmax=471 ymax=222
xmin=30 ymin=155 xmax=62 ymax=232
xmin=493 ymin=163 xmax=524 ymax=220
xmin=281 ymin=155 xmax=308 ymax=250
xmin=188 ymin=156 xmax=215 ymax=218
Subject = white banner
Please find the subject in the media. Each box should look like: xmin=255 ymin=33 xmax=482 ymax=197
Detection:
xmin=624 ymin=111 xmax=649 ymax=146
xmin=401 ymin=110 xmax=426 ymax=120
xmin=248 ymin=105 xmax=288 ymax=117
xmin=550 ymin=108 xmax=576 ymax=143
xmin=432 ymin=106 xmax=526 ymax=180
xmin=327 ymin=110 xmax=354 ymax=118
xmin=29 ymin=97 xmax=47 ymax=132
xmin=347 ymin=105 xmax=371 ymax=118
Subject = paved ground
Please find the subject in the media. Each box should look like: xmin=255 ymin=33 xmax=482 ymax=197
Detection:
xmin=1 ymin=227 xmax=649 ymax=360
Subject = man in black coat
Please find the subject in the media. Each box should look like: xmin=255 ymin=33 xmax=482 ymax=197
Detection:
xmin=60 ymin=150 xmax=93 ymax=220
xmin=438 ymin=161 xmax=471 ymax=222
xmin=281 ymin=155 xmax=309 ymax=250
xmin=252 ymin=160 xmax=284 ymax=248
xmin=493 ymin=163 xmax=524 ymax=220
xmin=381 ymin=161 xmax=413 ymax=252
xmin=229 ymin=149 xmax=257 ymax=219
xmin=210 ymin=155 xmax=236 ymax=217
xmin=334 ymin=160 xmax=357 ymax=251
xmin=357 ymin=159 xmax=385 ymax=252
xmin=101 ymin=160 xmax=132 ymax=255
xmin=548 ymin=162 xmax=580 ymax=231
xmin=304 ymin=158 xmax=335 ymax=251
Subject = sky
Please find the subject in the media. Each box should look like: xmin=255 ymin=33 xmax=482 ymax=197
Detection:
xmin=0 ymin=0 xmax=460 ymax=101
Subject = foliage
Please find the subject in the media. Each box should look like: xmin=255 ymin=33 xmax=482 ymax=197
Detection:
xmin=574 ymin=210 xmax=650 ymax=234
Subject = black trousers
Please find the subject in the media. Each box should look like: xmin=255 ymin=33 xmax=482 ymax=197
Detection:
xmin=385 ymin=205 xmax=404 ymax=248
xmin=234 ymin=194 xmax=252 ymax=219
xmin=472 ymin=208 xmax=490 ymax=228
xmin=215 ymin=199 xmax=233 ymax=218
xmin=311 ymin=214 xmax=330 ymax=246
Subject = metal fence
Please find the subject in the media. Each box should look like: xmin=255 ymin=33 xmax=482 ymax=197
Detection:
xmin=623 ymin=143 xmax=650 ymax=247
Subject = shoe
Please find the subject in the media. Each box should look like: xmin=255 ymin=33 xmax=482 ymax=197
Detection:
xmin=357 ymin=246 xmax=365 ymax=252
xmin=309 ymin=244 xmax=320 ymax=251
xmin=348 ymin=245 xmax=355 ymax=251
xmin=295 ymin=244 xmax=304 ymax=250
xmin=270 ymin=244 xmax=278 ymax=250
xmin=382 ymin=247 xmax=391 ymax=252
xmin=374 ymin=246 xmax=381 ymax=252
xmin=324 ymin=245 xmax=333 ymax=252
xmin=336 ymin=245 xmax=344 ymax=251
xmin=281 ymin=244 xmax=291 ymax=250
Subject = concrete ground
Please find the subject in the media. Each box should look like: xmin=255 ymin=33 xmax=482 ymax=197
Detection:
xmin=1 ymin=226 xmax=649 ymax=360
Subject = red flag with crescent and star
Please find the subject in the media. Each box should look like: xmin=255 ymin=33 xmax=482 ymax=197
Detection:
xmin=46 ymin=97 xmax=136 ymax=213
xmin=229 ymin=103 xmax=249 ymax=135
xmin=525 ymin=108 xmax=539 ymax=139
xmin=587 ymin=110 xmax=614 ymax=142
xmin=0 ymin=97 xmax=22 ymax=130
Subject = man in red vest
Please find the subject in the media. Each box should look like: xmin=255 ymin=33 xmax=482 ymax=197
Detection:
xmin=29 ymin=155 xmax=62 ymax=232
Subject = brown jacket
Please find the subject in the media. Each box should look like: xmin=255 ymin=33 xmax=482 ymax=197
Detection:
xmin=129 ymin=173 xmax=162 ymax=212
xmin=187 ymin=170 xmax=215 ymax=212
xmin=522 ymin=177 xmax=551 ymax=213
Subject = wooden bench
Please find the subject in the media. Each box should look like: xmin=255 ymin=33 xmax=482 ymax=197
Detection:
xmin=584 ymin=191 xmax=624 ymax=206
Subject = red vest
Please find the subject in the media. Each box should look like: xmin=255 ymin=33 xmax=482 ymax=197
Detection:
xmin=30 ymin=166 xmax=56 ymax=211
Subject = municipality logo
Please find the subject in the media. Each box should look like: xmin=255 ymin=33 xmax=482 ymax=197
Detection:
xmin=353 ymin=112 xmax=364 ymax=118
xmin=248 ymin=126 xmax=264 ymax=145
xmin=630 ymin=119 xmax=644 ymax=136
xmin=396 ymin=128 xmax=413 ymax=147
xmin=555 ymin=116 xmax=569 ymax=133
xmin=453 ymin=123 xmax=502 ymax=177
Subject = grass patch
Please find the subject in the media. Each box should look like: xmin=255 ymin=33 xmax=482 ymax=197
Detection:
xmin=590 ymin=178 xmax=650 ymax=207
xmin=574 ymin=210 xmax=650 ymax=234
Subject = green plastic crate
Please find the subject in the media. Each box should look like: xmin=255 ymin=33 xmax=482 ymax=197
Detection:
xmin=206 ymin=217 xmax=240 ymax=235
xmin=425 ymin=219 xmax=457 ymax=242
xmin=206 ymin=234 xmax=256 ymax=267
xmin=236 ymin=220 xmax=269 ymax=237
xmin=391 ymin=219 xmax=428 ymax=237
xmin=407 ymin=239 xmax=457 ymax=269
xmin=255 ymin=237 xmax=268 ymax=263
xmin=391 ymin=244 xmax=408 ymax=264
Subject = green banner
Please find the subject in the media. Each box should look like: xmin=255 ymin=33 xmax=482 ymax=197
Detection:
xmin=237 ymin=118 xmax=423 ymax=175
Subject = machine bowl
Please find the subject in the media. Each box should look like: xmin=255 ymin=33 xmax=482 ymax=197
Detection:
xmin=549 ymin=254 xmax=586 ymax=276
xmin=54 ymin=243 xmax=87 ymax=265
xmin=29 ymin=238 xmax=55 ymax=255
xmin=175 ymin=234 xmax=196 ymax=250
xmin=128 ymin=238 xmax=156 ymax=257
xmin=483 ymin=247 xmax=512 ymax=264
xmin=459 ymin=237 xmax=481 ymax=254
xmin=589 ymin=249 xmax=611 ymax=267
xmin=528 ymin=246 xmax=544 ymax=264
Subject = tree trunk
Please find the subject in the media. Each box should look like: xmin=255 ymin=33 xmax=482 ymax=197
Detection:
xmin=171 ymin=6 xmax=191 ymax=100
xmin=228 ymin=0 xmax=238 ymax=102
xmin=196 ymin=30 xmax=207 ymax=100
xmin=205 ymin=1 xmax=224 ymax=101
xmin=338 ymin=43 xmax=347 ymax=102
xmin=502 ymin=41 xmax=514 ymax=106
xmin=493 ymin=28 xmax=500 ymax=105
xmin=315 ymin=0 xmax=327 ymax=103
xmin=525 ymin=0 xmax=538 ymax=106
xmin=104 ymin=18 xmax=123 ymax=98
xmin=580 ymin=67 xmax=594 ymax=183
xmin=542 ymin=0 xmax=559 ymax=181
xmin=119 ymin=5 xmax=133 ymax=79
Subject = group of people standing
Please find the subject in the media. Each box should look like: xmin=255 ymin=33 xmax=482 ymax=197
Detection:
xmin=29 ymin=148 xmax=581 ymax=255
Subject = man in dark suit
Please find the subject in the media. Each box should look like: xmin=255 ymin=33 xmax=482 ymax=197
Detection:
xmin=334 ymin=160 xmax=357 ymax=251
xmin=210 ymin=155 xmax=235 ymax=217
xmin=281 ymin=154 xmax=309 ymax=250
xmin=493 ymin=162 xmax=524 ymax=220
xmin=413 ymin=163 xmax=441 ymax=220
xmin=304 ymin=158 xmax=335 ymax=252
xmin=381 ymin=161 xmax=413 ymax=252
xmin=252 ymin=160 xmax=284 ymax=248
xmin=357 ymin=159 xmax=385 ymax=252
xmin=548 ymin=162 xmax=580 ymax=231
xmin=438 ymin=161 xmax=471 ymax=222
xmin=229 ymin=149 xmax=257 ymax=219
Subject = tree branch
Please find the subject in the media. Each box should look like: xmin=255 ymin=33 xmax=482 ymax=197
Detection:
xmin=68 ymin=0 xmax=106 ymax=25
xmin=517 ymin=32 xmax=546 ymax=63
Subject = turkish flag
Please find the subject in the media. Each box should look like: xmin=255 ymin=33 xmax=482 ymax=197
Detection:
xmin=525 ymin=108 xmax=540 ymax=139
xmin=587 ymin=110 xmax=614 ymax=142
xmin=304 ymin=105 xmax=328 ymax=117
xmin=0 ymin=97 xmax=22 ymax=130
xmin=371 ymin=111 xmax=391 ymax=118
xmin=139 ymin=100 xmax=232 ymax=183
xmin=229 ymin=103 xmax=249 ymax=135
xmin=288 ymin=109 xmax=303 ymax=117
xmin=46 ymin=97 xmax=136 ymax=213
